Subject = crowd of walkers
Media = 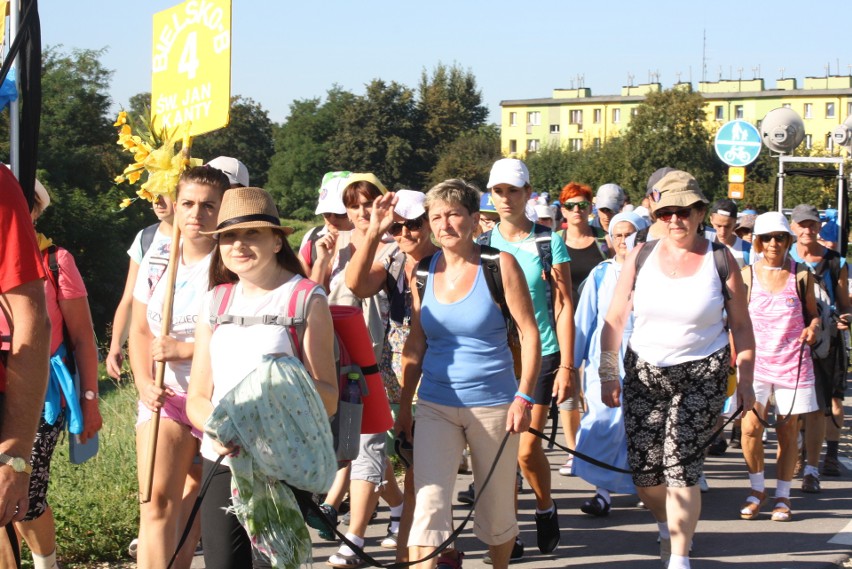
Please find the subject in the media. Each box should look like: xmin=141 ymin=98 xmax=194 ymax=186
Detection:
xmin=0 ymin=155 xmax=848 ymax=569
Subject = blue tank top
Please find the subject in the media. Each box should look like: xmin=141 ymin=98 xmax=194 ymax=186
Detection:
xmin=419 ymin=252 xmax=516 ymax=407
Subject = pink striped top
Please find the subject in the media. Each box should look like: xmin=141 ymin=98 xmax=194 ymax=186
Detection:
xmin=748 ymin=262 xmax=815 ymax=389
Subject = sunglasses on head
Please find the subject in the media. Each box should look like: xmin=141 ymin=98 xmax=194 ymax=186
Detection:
xmin=758 ymin=233 xmax=789 ymax=243
xmin=656 ymin=207 xmax=693 ymax=222
xmin=388 ymin=216 xmax=426 ymax=236
xmin=562 ymin=201 xmax=590 ymax=211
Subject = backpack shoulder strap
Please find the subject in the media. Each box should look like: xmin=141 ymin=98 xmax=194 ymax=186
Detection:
xmin=286 ymin=277 xmax=322 ymax=362
xmin=306 ymin=226 xmax=324 ymax=266
xmin=711 ymin=241 xmax=732 ymax=301
xmin=413 ymin=255 xmax=435 ymax=303
xmin=140 ymin=222 xmax=159 ymax=258
xmin=531 ymin=223 xmax=554 ymax=273
xmin=480 ymin=245 xmax=510 ymax=320
xmin=795 ymin=262 xmax=815 ymax=324
xmin=632 ymin=240 xmax=659 ymax=291
xmin=209 ymin=283 xmax=236 ymax=330
xmin=45 ymin=245 xmax=60 ymax=293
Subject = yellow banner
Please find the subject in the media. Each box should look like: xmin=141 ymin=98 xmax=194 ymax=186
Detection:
xmin=151 ymin=0 xmax=231 ymax=137
xmin=0 ymin=2 xmax=8 ymax=47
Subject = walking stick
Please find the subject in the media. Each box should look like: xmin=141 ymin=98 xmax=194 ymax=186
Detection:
xmin=140 ymin=134 xmax=193 ymax=503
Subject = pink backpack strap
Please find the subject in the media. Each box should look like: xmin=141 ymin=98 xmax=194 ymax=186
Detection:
xmin=286 ymin=277 xmax=322 ymax=361
xmin=209 ymin=283 xmax=236 ymax=330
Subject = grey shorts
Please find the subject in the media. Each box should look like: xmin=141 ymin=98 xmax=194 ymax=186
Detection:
xmin=350 ymin=432 xmax=387 ymax=485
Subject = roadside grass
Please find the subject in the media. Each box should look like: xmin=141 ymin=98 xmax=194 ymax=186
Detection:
xmin=32 ymin=374 xmax=139 ymax=567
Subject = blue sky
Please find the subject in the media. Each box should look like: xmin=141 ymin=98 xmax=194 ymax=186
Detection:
xmin=39 ymin=0 xmax=850 ymax=125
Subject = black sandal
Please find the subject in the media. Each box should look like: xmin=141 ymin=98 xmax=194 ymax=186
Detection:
xmin=580 ymin=494 xmax=611 ymax=517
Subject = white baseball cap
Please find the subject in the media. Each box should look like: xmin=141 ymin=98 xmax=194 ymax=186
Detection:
xmin=487 ymin=158 xmax=530 ymax=189
xmin=315 ymin=171 xmax=351 ymax=215
xmin=393 ymin=189 xmax=425 ymax=220
xmin=206 ymin=156 xmax=250 ymax=187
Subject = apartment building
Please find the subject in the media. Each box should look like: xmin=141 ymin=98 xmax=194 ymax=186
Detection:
xmin=500 ymin=76 xmax=852 ymax=157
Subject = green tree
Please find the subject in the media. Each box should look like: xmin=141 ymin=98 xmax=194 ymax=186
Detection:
xmin=430 ymin=125 xmax=501 ymax=190
xmin=417 ymin=63 xmax=489 ymax=179
xmin=188 ymin=95 xmax=275 ymax=187
xmin=525 ymin=143 xmax=585 ymax=196
xmin=266 ymin=86 xmax=356 ymax=219
xmin=619 ymin=88 xmax=724 ymax=203
xmin=328 ymin=79 xmax=420 ymax=187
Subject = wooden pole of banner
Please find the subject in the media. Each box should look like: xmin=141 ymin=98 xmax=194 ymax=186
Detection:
xmin=140 ymin=135 xmax=193 ymax=503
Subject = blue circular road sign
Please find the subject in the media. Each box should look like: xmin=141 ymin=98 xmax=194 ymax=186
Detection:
xmin=715 ymin=120 xmax=762 ymax=167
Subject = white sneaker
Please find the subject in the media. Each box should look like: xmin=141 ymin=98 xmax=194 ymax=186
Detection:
xmin=380 ymin=527 xmax=399 ymax=549
xmin=698 ymin=474 xmax=709 ymax=493
xmin=558 ymin=457 xmax=574 ymax=476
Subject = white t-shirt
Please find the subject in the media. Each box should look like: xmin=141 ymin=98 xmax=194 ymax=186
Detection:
xmin=127 ymin=225 xmax=171 ymax=265
xmin=199 ymin=276 xmax=325 ymax=463
xmin=133 ymin=243 xmax=212 ymax=392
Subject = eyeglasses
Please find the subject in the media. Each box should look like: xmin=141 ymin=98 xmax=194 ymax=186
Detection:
xmin=612 ymin=232 xmax=636 ymax=241
xmin=388 ymin=216 xmax=426 ymax=236
xmin=480 ymin=217 xmax=497 ymax=227
xmin=656 ymin=207 xmax=693 ymax=222
xmin=562 ymin=201 xmax=590 ymax=211
xmin=322 ymin=212 xmax=348 ymax=220
xmin=758 ymin=233 xmax=789 ymax=243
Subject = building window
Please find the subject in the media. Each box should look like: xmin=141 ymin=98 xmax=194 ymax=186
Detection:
xmin=782 ymin=103 xmax=791 ymax=109
xmin=826 ymin=133 xmax=835 ymax=151
xmin=509 ymin=139 xmax=517 ymax=154
xmin=826 ymin=102 xmax=836 ymax=118
xmin=848 ymin=102 xmax=852 ymax=116
xmin=631 ymin=108 xmax=639 ymax=117
xmin=509 ymin=112 xmax=517 ymax=127
xmin=569 ymin=110 xmax=582 ymax=124
xmin=612 ymin=108 xmax=621 ymax=123
xmin=549 ymin=124 xmax=560 ymax=134
xmin=805 ymin=134 xmax=813 ymax=149
xmin=735 ymin=105 xmax=744 ymax=119
xmin=527 ymin=139 xmax=540 ymax=153
xmin=527 ymin=111 xmax=541 ymax=126
xmin=714 ymin=106 xmax=724 ymax=120
xmin=804 ymin=103 xmax=813 ymax=119
xmin=593 ymin=109 xmax=602 ymax=124
xmin=569 ymin=138 xmax=583 ymax=151
xmin=593 ymin=138 xmax=602 ymax=149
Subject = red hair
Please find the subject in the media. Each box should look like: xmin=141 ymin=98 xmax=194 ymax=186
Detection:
xmin=559 ymin=182 xmax=592 ymax=203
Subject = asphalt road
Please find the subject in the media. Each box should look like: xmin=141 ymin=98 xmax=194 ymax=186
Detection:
xmin=192 ymin=400 xmax=852 ymax=568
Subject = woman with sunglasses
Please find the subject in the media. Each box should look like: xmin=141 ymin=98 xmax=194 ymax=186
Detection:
xmin=572 ymin=212 xmax=647 ymax=517
xmin=739 ymin=212 xmax=819 ymax=523
xmin=345 ymin=189 xmax=439 ymax=562
xmin=600 ymin=170 xmax=755 ymax=569
xmin=556 ymin=181 xmax=607 ymax=477
xmin=308 ymin=174 xmax=406 ymax=569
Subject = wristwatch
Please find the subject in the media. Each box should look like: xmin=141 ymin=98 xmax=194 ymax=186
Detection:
xmin=83 ymin=390 xmax=98 ymax=401
xmin=0 ymin=453 xmax=31 ymax=474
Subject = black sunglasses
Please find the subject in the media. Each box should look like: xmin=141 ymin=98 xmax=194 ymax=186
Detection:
xmin=388 ymin=216 xmax=426 ymax=236
xmin=758 ymin=233 xmax=789 ymax=243
xmin=656 ymin=207 xmax=693 ymax=222
xmin=562 ymin=201 xmax=590 ymax=211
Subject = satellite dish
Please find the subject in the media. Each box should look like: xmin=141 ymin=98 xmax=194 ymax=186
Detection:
xmin=760 ymin=107 xmax=805 ymax=154
xmin=831 ymin=115 xmax=852 ymax=150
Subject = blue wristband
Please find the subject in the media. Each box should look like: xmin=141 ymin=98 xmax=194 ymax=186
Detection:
xmin=514 ymin=391 xmax=534 ymax=405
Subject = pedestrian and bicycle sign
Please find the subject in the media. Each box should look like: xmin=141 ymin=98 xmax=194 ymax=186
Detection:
xmin=715 ymin=120 xmax=762 ymax=167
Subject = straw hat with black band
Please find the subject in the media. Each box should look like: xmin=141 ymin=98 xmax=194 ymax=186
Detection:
xmin=202 ymin=187 xmax=294 ymax=237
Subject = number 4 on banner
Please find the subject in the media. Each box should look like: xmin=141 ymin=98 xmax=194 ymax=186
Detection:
xmin=178 ymin=31 xmax=199 ymax=80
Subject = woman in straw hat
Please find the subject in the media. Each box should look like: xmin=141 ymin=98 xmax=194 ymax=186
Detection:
xmin=129 ymin=165 xmax=229 ymax=568
xmin=600 ymin=170 xmax=756 ymax=569
xmin=187 ymin=186 xmax=337 ymax=568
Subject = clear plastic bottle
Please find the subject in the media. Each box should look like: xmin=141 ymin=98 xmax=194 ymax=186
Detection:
xmin=345 ymin=372 xmax=361 ymax=404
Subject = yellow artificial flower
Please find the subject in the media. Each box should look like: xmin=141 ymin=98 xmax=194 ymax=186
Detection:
xmin=127 ymin=170 xmax=143 ymax=184
xmin=114 ymin=111 xmax=127 ymax=127
xmin=114 ymin=175 xmax=126 ymax=184
xmin=136 ymin=187 xmax=153 ymax=201
xmin=119 ymin=198 xmax=133 ymax=209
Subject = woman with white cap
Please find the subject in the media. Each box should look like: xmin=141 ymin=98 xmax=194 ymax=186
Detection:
xmin=572 ymin=212 xmax=647 ymax=517
xmin=12 ymin=181 xmax=102 ymax=569
xmin=483 ymin=158 xmax=573 ymax=557
xmin=186 ymin=186 xmax=337 ymax=568
xmin=129 ymin=165 xmax=229 ymax=568
xmin=739 ymin=212 xmax=819 ymax=522
xmin=345 ymin=189 xmax=439 ymax=562
xmin=600 ymin=170 xmax=755 ymax=569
